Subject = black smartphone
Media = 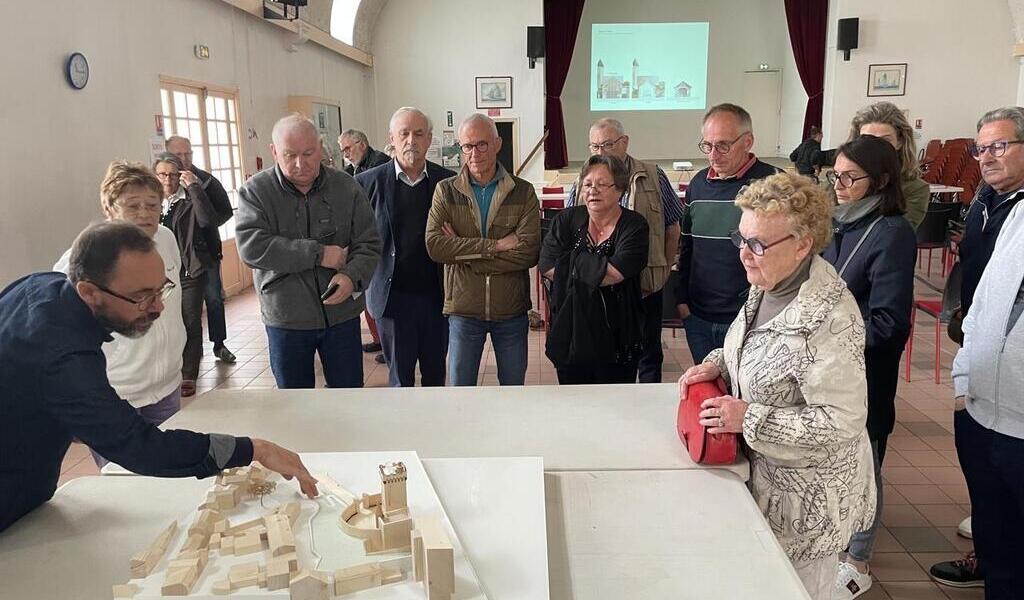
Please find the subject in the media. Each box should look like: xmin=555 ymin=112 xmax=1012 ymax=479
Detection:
xmin=320 ymin=282 xmax=339 ymax=302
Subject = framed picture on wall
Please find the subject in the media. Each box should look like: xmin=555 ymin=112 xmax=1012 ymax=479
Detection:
xmin=867 ymin=63 xmax=907 ymax=97
xmin=475 ymin=76 xmax=513 ymax=109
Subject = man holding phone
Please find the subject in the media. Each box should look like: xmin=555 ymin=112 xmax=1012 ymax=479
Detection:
xmin=236 ymin=114 xmax=381 ymax=388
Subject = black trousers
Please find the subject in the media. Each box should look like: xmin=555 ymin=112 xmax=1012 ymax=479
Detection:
xmin=179 ymin=272 xmax=208 ymax=381
xmin=377 ymin=289 xmax=448 ymax=387
xmin=955 ymin=409 xmax=1024 ymax=598
xmin=637 ymin=288 xmax=664 ymax=383
xmin=556 ymin=362 xmax=639 ymax=385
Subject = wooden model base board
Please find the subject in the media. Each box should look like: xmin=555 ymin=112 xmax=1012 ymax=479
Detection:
xmin=121 ymin=452 xmax=485 ymax=599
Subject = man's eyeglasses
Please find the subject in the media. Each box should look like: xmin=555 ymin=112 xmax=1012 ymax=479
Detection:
xmin=91 ymin=279 xmax=175 ymax=311
xmin=114 ymin=201 xmax=162 ymax=214
xmin=730 ymin=230 xmax=795 ymax=256
xmin=698 ymin=133 xmax=748 ymax=155
xmin=969 ymin=140 xmax=1024 ymax=159
xmin=588 ymin=136 xmax=626 ymax=153
xmin=155 ymin=172 xmax=180 ymax=180
xmin=826 ymin=170 xmax=872 ymax=188
xmin=460 ymin=141 xmax=490 ymax=155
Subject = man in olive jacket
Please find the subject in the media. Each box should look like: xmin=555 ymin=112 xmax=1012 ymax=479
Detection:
xmin=236 ymin=115 xmax=381 ymax=389
xmin=425 ymin=113 xmax=540 ymax=386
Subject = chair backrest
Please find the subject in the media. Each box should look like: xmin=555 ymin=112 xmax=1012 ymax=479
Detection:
xmin=916 ymin=202 xmax=960 ymax=244
xmin=940 ymin=261 xmax=963 ymax=320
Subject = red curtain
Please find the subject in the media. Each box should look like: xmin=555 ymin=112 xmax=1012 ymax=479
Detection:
xmin=543 ymin=0 xmax=586 ymax=170
xmin=784 ymin=0 xmax=829 ymax=139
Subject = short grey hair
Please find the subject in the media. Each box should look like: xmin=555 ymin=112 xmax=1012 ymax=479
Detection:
xmin=389 ymin=107 xmax=433 ymax=135
xmin=164 ymin=135 xmax=190 ymax=150
xmin=590 ymin=117 xmax=626 ymax=137
xmin=459 ymin=113 xmax=498 ymax=139
xmin=272 ymin=113 xmax=318 ymax=146
xmin=703 ymin=103 xmax=753 ymax=134
xmin=977 ymin=106 xmax=1024 ymax=140
xmin=339 ymin=129 xmax=368 ymax=144
xmin=152 ymin=152 xmax=183 ymax=172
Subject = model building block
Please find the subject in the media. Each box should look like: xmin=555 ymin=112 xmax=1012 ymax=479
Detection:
xmin=228 ymin=561 xmax=260 ymax=589
xmin=266 ymin=556 xmax=293 ymax=591
xmin=333 ymin=562 xmax=404 ymax=596
xmin=265 ymin=512 xmax=296 ymax=557
xmin=161 ymin=549 xmax=209 ymax=596
xmin=411 ymin=518 xmax=455 ymax=600
xmin=181 ymin=532 xmax=209 ymax=553
xmin=271 ymin=501 xmax=302 ymax=526
xmin=112 ymin=583 xmax=139 ymax=598
xmin=379 ymin=462 xmax=408 ymax=517
xmin=220 ymin=535 xmax=235 ymax=555
xmin=289 ymin=569 xmax=330 ymax=600
xmin=129 ymin=520 xmax=178 ymax=578
xmin=234 ymin=528 xmax=264 ymax=556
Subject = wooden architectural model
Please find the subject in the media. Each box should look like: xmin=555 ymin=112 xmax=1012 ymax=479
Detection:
xmin=130 ymin=520 xmax=178 ymax=577
xmin=332 ymin=462 xmax=414 ymax=555
xmin=411 ymin=518 xmax=455 ymax=600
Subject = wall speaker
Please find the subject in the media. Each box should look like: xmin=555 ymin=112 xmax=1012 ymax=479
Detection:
xmin=527 ymin=26 xmax=545 ymax=68
xmin=837 ymin=18 xmax=859 ymax=61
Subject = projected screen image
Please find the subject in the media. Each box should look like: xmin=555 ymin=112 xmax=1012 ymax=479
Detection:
xmin=591 ymin=22 xmax=709 ymax=112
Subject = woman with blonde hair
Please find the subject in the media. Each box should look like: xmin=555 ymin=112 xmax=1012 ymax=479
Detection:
xmin=679 ymin=172 xmax=876 ymax=600
xmin=847 ymin=101 xmax=930 ymax=229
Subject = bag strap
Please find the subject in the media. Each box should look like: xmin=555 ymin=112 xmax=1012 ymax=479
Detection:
xmin=838 ymin=216 xmax=884 ymax=278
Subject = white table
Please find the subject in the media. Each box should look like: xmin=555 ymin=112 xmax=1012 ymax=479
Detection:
xmin=0 ymin=458 xmax=549 ymax=600
xmin=0 ymin=467 xmax=807 ymax=599
xmin=928 ymin=184 xmax=964 ymax=194
xmin=159 ymin=385 xmax=748 ymax=480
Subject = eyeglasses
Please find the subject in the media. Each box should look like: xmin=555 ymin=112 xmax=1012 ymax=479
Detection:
xmin=588 ymin=136 xmax=625 ymax=153
xmin=581 ymin=181 xmax=618 ymax=194
xmin=826 ymin=170 xmax=872 ymax=188
xmin=90 ymin=278 xmax=175 ymax=311
xmin=969 ymin=140 xmax=1024 ymax=159
xmin=730 ymin=230 xmax=795 ymax=256
xmin=114 ymin=201 xmax=162 ymax=214
xmin=154 ymin=172 xmax=180 ymax=180
xmin=460 ymin=141 xmax=490 ymax=155
xmin=698 ymin=133 xmax=748 ymax=155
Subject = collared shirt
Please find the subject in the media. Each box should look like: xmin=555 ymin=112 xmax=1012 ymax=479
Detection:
xmin=470 ymin=165 xmax=505 ymax=235
xmin=395 ymin=160 xmax=429 ymax=187
xmin=707 ymin=153 xmax=758 ymax=180
xmin=565 ymin=160 xmax=683 ymax=228
xmin=163 ymin=185 xmax=186 ymax=216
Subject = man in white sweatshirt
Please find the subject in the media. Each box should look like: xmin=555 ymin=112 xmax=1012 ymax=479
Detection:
xmin=55 ymin=161 xmax=186 ymax=466
xmin=950 ymin=176 xmax=1024 ymax=598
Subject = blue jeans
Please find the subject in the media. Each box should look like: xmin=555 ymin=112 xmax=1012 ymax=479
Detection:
xmin=203 ymin=260 xmax=227 ymax=345
xmin=682 ymin=313 xmax=731 ymax=364
xmin=846 ymin=438 xmax=887 ymax=562
xmin=91 ymin=387 xmax=182 ymax=467
xmin=448 ymin=314 xmax=528 ymax=386
xmin=266 ymin=318 xmax=363 ymax=389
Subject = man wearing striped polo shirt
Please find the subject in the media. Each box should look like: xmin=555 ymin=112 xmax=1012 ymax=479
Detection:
xmin=675 ymin=103 xmax=779 ymax=363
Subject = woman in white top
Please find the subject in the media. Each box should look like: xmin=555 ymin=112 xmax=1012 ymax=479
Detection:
xmin=55 ymin=161 xmax=187 ymax=467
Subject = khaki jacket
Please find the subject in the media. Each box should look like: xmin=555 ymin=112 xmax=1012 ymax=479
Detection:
xmin=425 ymin=166 xmax=540 ymax=321
xmin=705 ymin=256 xmax=877 ymax=562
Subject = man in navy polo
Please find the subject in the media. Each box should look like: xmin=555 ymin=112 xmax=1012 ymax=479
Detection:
xmin=0 ymin=221 xmax=317 ymax=533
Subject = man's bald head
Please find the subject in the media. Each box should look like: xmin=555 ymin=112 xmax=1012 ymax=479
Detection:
xmin=271 ymin=113 xmax=319 ymax=146
xmin=165 ymin=136 xmax=194 ymax=170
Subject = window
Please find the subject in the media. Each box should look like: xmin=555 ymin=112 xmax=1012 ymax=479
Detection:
xmin=160 ymin=81 xmax=244 ymax=240
xmin=329 ymin=0 xmax=362 ymax=45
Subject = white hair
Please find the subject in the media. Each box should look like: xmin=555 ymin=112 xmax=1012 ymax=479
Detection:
xmin=590 ymin=117 xmax=626 ymax=137
xmin=389 ymin=107 xmax=433 ymax=135
xmin=272 ymin=113 xmax=318 ymax=146
xmin=459 ymin=113 xmax=499 ymax=139
xmin=164 ymin=135 xmax=191 ymax=150
xmin=339 ymin=129 xmax=368 ymax=144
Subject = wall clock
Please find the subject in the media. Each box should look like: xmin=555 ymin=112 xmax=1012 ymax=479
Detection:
xmin=66 ymin=52 xmax=89 ymax=89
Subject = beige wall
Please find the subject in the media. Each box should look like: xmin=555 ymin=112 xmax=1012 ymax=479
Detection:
xmin=0 ymin=0 xmax=374 ymax=287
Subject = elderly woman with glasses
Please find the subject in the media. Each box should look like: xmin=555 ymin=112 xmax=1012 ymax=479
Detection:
xmin=540 ymin=154 xmax=649 ymax=384
xmin=821 ymin=135 xmax=917 ymax=598
xmin=53 ymin=161 xmax=185 ymax=466
xmin=154 ymin=152 xmax=219 ymax=397
xmin=679 ymin=172 xmax=876 ymax=600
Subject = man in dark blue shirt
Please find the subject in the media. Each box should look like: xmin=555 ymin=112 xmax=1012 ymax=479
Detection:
xmin=0 ymin=221 xmax=317 ymax=533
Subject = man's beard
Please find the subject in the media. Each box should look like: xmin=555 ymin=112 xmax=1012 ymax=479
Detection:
xmin=95 ymin=309 xmax=159 ymax=339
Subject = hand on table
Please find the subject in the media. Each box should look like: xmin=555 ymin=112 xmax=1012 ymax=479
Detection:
xmin=251 ymin=438 xmax=319 ymax=498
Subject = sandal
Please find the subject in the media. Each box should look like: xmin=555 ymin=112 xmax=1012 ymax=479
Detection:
xmin=181 ymin=380 xmax=197 ymax=397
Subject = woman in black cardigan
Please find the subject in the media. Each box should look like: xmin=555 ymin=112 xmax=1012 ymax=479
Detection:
xmin=822 ymin=135 xmax=917 ymax=597
xmin=540 ymin=155 xmax=649 ymax=384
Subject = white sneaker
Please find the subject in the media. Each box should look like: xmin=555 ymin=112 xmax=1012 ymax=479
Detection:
xmin=833 ymin=561 xmax=873 ymax=599
xmin=957 ymin=517 xmax=972 ymax=539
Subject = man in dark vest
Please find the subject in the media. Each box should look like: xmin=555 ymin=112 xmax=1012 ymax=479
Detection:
xmin=357 ymin=108 xmax=454 ymax=386
xmin=565 ymin=118 xmax=684 ymax=383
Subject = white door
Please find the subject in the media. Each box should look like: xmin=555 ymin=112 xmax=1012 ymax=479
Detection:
xmin=741 ymin=70 xmax=782 ymax=158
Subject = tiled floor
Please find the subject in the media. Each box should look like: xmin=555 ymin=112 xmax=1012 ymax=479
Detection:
xmin=58 ymin=255 xmax=978 ymax=599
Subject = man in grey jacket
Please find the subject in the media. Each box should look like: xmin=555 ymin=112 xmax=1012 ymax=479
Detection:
xmin=236 ymin=114 xmax=381 ymax=388
xmin=950 ymin=191 xmax=1024 ymax=598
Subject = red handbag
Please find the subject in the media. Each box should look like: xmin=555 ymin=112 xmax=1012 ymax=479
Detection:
xmin=676 ymin=377 xmax=738 ymax=465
